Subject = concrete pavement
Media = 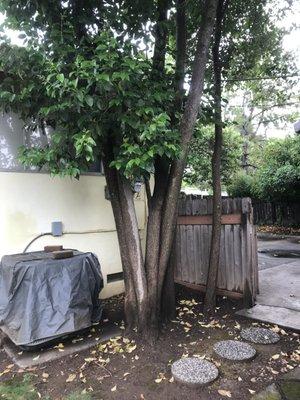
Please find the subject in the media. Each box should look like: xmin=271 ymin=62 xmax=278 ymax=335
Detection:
xmin=237 ymin=237 xmax=300 ymax=331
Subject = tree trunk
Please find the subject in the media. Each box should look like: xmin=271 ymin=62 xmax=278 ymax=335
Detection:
xmin=204 ymin=0 xmax=228 ymax=313
xmin=103 ymin=0 xmax=218 ymax=340
xmin=102 ymin=154 xmax=138 ymax=330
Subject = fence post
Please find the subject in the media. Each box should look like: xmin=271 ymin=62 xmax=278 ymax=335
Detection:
xmin=241 ymin=197 xmax=255 ymax=307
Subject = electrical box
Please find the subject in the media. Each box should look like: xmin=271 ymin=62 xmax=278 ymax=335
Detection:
xmin=51 ymin=221 xmax=63 ymax=237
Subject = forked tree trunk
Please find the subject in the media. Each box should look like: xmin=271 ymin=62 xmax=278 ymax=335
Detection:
xmin=104 ymin=0 xmax=218 ymax=340
xmin=204 ymin=0 xmax=228 ymax=313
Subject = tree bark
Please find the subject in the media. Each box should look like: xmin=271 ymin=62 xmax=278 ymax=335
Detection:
xmin=174 ymin=0 xmax=187 ymax=110
xmin=102 ymin=151 xmax=138 ymax=330
xmin=145 ymin=159 xmax=169 ymax=333
xmin=152 ymin=0 xmax=170 ymax=74
xmin=204 ymin=0 xmax=228 ymax=313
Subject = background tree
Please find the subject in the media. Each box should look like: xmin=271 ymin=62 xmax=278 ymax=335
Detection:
xmin=0 ymin=0 xmax=218 ymax=339
xmin=228 ymin=135 xmax=300 ymax=202
xmin=184 ymin=124 xmax=243 ymax=189
xmin=186 ymin=0 xmax=298 ymax=180
xmin=185 ymin=0 xmax=298 ymax=311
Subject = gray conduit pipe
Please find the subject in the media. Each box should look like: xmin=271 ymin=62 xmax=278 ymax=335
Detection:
xmin=22 ymin=229 xmax=118 ymax=253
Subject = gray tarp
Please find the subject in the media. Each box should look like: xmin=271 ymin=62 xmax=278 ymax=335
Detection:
xmin=0 ymin=251 xmax=103 ymax=347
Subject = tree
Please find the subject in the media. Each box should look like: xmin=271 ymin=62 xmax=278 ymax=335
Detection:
xmin=197 ymin=0 xmax=298 ymax=311
xmin=204 ymin=0 xmax=228 ymax=313
xmin=184 ymin=125 xmax=243 ymax=189
xmin=227 ymin=135 xmax=300 ymax=202
xmin=255 ymin=135 xmax=300 ymax=202
xmin=0 ymin=0 xmax=218 ymax=339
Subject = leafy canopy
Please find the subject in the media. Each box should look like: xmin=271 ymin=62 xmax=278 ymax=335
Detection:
xmin=0 ymin=0 xmax=183 ymax=180
xmin=0 ymin=29 xmax=179 ymax=179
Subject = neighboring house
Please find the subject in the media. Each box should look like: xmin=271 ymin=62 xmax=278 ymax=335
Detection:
xmin=0 ymin=112 xmax=147 ymax=298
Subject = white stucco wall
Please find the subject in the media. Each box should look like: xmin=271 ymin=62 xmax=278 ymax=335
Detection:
xmin=0 ymin=171 xmax=147 ymax=298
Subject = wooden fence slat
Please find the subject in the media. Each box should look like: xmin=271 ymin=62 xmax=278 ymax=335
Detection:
xmin=174 ymin=226 xmax=181 ymax=281
xmin=233 ymin=224 xmax=243 ymax=291
xmin=217 ymin=227 xmax=226 ymax=289
xmin=187 ymin=225 xmax=195 ymax=283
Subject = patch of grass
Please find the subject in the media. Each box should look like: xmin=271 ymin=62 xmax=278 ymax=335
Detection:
xmin=278 ymin=381 xmax=300 ymax=400
xmin=0 ymin=374 xmax=38 ymax=400
xmin=0 ymin=375 xmax=91 ymax=400
xmin=64 ymin=393 xmax=92 ymax=400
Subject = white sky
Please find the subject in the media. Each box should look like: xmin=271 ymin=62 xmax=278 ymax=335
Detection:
xmin=0 ymin=1 xmax=299 ymax=138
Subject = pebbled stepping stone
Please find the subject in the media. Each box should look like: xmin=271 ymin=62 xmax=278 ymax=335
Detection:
xmin=241 ymin=327 xmax=280 ymax=344
xmin=213 ymin=340 xmax=256 ymax=361
xmin=171 ymin=357 xmax=219 ymax=386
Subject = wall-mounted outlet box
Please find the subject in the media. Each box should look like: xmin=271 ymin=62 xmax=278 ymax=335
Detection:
xmin=51 ymin=221 xmax=63 ymax=236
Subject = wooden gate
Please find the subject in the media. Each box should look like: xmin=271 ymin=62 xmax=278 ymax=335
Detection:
xmin=173 ymin=196 xmax=258 ymax=302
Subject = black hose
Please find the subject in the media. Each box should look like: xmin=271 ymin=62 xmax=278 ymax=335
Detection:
xmin=23 ymin=233 xmax=52 ymax=253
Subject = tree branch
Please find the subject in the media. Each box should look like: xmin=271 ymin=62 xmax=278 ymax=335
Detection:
xmin=157 ymin=0 xmax=218 ymax=294
xmin=174 ymin=0 xmax=187 ymax=109
xmin=204 ymin=0 xmax=227 ymax=312
xmin=152 ymin=0 xmax=170 ymax=73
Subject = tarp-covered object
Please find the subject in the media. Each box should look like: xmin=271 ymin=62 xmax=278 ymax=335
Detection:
xmin=0 ymin=251 xmax=103 ymax=347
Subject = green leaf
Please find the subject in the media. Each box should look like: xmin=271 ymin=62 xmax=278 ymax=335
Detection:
xmin=56 ymin=74 xmax=65 ymax=83
xmin=86 ymin=96 xmax=94 ymax=107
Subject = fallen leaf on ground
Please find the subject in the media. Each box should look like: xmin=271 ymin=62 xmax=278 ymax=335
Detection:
xmin=218 ymin=389 xmax=232 ymax=398
xmin=66 ymin=374 xmax=76 ymax=383
xmin=271 ymin=354 xmax=280 ymax=360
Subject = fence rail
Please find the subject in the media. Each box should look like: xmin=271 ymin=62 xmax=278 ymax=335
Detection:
xmin=173 ymin=196 xmax=258 ymax=303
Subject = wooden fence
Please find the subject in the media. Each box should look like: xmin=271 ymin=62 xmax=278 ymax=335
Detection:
xmin=173 ymin=196 xmax=258 ymax=303
xmin=252 ymin=201 xmax=300 ymax=227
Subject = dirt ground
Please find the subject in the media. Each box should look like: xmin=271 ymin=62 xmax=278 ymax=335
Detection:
xmin=0 ymin=287 xmax=299 ymax=400
xmin=257 ymin=225 xmax=300 ymax=236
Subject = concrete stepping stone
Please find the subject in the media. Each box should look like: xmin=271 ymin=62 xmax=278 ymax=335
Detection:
xmin=171 ymin=357 xmax=219 ymax=386
xmin=241 ymin=327 xmax=280 ymax=344
xmin=213 ymin=340 xmax=256 ymax=361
